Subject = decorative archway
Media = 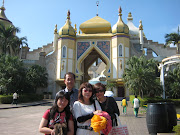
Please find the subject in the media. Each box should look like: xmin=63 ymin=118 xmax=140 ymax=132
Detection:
xmin=158 ymin=55 xmax=180 ymax=99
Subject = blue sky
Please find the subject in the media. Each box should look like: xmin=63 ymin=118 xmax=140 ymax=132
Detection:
xmin=3 ymin=0 xmax=180 ymax=51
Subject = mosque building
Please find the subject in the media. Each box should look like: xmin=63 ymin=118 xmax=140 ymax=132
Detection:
xmin=0 ymin=3 xmax=176 ymax=98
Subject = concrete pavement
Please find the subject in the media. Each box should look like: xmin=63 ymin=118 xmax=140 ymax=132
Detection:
xmin=0 ymin=100 xmax=177 ymax=135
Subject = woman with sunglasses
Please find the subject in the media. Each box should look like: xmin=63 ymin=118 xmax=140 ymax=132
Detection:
xmin=94 ymin=83 xmax=120 ymax=126
xmin=73 ymin=82 xmax=102 ymax=135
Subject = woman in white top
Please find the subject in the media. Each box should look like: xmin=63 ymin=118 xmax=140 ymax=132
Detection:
xmin=73 ymin=82 xmax=102 ymax=135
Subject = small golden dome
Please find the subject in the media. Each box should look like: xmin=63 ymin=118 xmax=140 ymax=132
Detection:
xmin=0 ymin=6 xmax=13 ymax=27
xmin=59 ymin=10 xmax=76 ymax=37
xmin=112 ymin=7 xmax=129 ymax=34
xmin=79 ymin=16 xmax=111 ymax=34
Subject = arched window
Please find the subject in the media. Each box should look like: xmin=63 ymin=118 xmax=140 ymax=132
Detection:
xmin=62 ymin=46 xmax=67 ymax=58
xmin=118 ymin=44 xmax=123 ymax=57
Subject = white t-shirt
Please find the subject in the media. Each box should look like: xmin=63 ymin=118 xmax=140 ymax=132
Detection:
xmin=73 ymin=100 xmax=102 ymax=135
xmin=133 ymin=98 xmax=140 ymax=108
xmin=13 ymin=93 xmax=18 ymax=99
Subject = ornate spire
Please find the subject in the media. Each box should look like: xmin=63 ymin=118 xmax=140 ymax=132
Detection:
xmin=74 ymin=24 xmax=77 ymax=34
xmin=118 ymin=6 xmax=122 ymax=16
xmin=96 ymin=1 xmax=99 ymax=16
xmin=139 ymin=20 xmax=143 ymax=30
xmin=2 ymin=0 xmax=4 ymax=7
xmin=54 ymin=24 xmax=57 ymax=34
xmin=127 ymin=12 xmax=133 ymax=21
xmin=67 ymin=10 xmax=70 ymax=20
xmin=112 ymin=6 xmax=129 ymax=34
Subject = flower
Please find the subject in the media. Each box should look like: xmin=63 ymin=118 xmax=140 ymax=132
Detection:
xmin=91 ymin=115 xmax=107 ymax=134
xmin=91 ymin=111 xmax=112 ymax=135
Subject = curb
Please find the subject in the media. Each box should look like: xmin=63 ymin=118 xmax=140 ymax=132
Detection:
xmin=0 ymin=101 xmax=52 ymax=110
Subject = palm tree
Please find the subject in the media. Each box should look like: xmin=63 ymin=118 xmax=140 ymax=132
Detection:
xmin=165 ymin=27 xmax=180 ymax=54
xmin=123 ymin=56 xmax=160 ymax=98
xmin=0 ymin=23 xmax=27 ymax=56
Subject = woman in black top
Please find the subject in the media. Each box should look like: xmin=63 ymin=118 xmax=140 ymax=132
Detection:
xmin=94 ymin=83 xmax=120 ymax=126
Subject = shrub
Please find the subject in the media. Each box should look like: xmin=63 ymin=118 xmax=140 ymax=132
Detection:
xmin=0 ymin=94 xmax=43 ymax=104
xmin=129 ymin=95 xmax=146 ymax=107
xmin=0 ymin=95 xmax=13 ymax=104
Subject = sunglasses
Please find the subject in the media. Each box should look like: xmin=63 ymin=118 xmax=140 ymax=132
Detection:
xmin=96 ymin=90 xmax=104 ymax=93
xmin=82 ymin=88 xmax=92 ymax=92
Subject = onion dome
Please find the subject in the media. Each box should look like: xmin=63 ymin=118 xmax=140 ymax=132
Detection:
xmin=79 ymin=16 xmax=111 ymax=34
xmin=127 ymin=12 xmax=139 ymax=37
xmin=59 ymin=10 xmax=76 ymax=37
xmin=112 ymin=7 xmax=129 ymax=34
xmin=0 ymin=5 xmax=13 ymax=27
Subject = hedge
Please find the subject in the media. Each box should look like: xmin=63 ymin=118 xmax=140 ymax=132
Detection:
xmin=129 ymin=95 xmax=180 ymax=107
xmin=0 ymin=94 xmax=44 ymax=104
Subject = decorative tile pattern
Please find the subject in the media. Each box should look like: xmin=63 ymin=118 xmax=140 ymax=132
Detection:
xmin=97 ymin=41 xmax=110 ymax=59
xmin=77 ymin=42 xmax=90 ymax=60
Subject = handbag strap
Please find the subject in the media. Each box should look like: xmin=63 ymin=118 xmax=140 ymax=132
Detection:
xmin=94 ymin=101 xmax=97 ymax=111
xmin=105 ymin=97 xmax=109 ymax=111
xmin=115 ymin=113 xmax=121 ymax=126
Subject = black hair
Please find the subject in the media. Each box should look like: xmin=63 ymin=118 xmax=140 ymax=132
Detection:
xmin=135 ymin=95 xmax=137 ymax=98
xmin=64 ymin=72 xmax=76 ymax=80
xmin=49 ymin=91 xmax=71 ymax=128
xmin=78 ymin=82 xmax=95 ymax=104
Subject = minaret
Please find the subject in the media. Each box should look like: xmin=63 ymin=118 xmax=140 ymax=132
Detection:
xmin=139 ymin=20 xmax=144 ymax=50
xmin=53 ymin=24 xmax=58 ymax=51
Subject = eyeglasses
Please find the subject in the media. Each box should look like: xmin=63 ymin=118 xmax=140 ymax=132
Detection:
xmin=96 ymin=90 xmax=105 ymax=93
xmin=82 ymin=88 xmax=92 ymax=92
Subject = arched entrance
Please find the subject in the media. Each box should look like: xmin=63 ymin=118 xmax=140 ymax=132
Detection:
xmin=80 ymin=49 xmax=108 ymax=82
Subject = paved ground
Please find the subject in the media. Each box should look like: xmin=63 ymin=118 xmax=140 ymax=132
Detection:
xmin=0 ymin=100 xmax=177 ymax=135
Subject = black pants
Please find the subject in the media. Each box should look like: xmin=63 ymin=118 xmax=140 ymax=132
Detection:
xmin=12 ymin=99 xmax=17 ymax=105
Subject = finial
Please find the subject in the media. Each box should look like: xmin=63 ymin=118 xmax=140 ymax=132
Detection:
xmin=67 ymin=10 xmax=70 ymax=19
xmin=2 ymin=0 xmax=4 ymax=7
xmin=74 ymin=24 xmax=77 ymax=34
xmin=96 ymin=1 xmax=99 ymax=16
xmin=128 ymin=12 xmax=132 ymax=17
xmin=118 ymin=6 xmax=122 ymax=16
xmin=139 ymin=20 xmax=143 ymax=30
xmin=127 ymin=12 xmax=133 ymax=21
xmin=54 ymin=24 xmax=57 ymax=34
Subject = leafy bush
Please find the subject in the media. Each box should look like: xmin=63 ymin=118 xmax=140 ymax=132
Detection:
xmin=0 ymin=94 xmax=43 ymax=104
xmin=129 ymin=95 xmax=146 ymax=107
xmin=0 ymin=95 xmax=12 ymax=104
xmin=173 ymin=124 xmax=180 ymax=135
xmin=129 ymin=95 xmax=180 ymax=107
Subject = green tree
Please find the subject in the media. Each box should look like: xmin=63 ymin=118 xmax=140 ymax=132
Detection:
xmin=165 ymin=29 xmax=180 ymax=54
xmin=0 ymin=23 xmax=27 ymax=56
xmin=165 ymin=64 xmax=180 ymax=98
xmin=0 ymin=55 xmax=26 ymax=94
xmin=25 ymin=65 xmax=48 ymax=93
xmin=123 ymin=56 xmax=161 ymax=98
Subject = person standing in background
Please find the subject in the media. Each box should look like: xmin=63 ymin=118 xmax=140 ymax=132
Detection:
xmin=133 ymin=95 xmax=140 ymax=117
xmin=121 ymin=97 xmax=128 ymax=115
xmin=12 ymin=92 xmax=18 ymax=105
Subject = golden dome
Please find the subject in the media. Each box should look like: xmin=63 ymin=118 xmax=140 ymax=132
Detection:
xmin=79 ymin=16 xmax=111 ymax=34
xmin=112 ymin=7 xmax=129 ymax=34
xmin=59 ymin=10 xmax=76 ymax=37
xmin=0 ymin=6 xmax=13 ymax=27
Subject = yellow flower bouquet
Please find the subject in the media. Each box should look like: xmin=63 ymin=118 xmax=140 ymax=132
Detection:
xmin=91 ymin=111 xmax=112 ymax=135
